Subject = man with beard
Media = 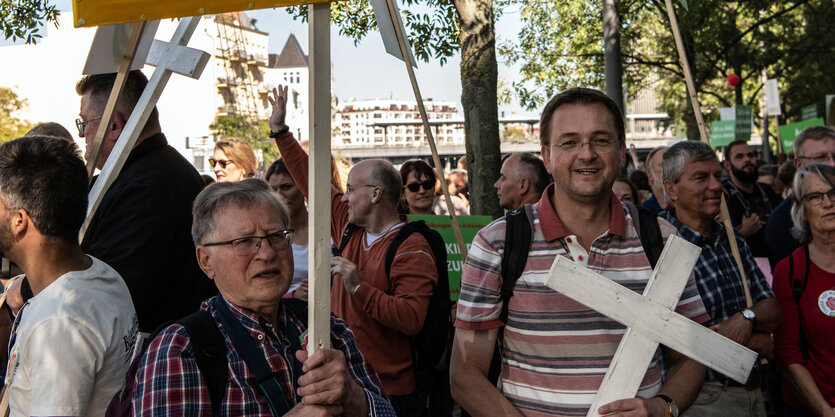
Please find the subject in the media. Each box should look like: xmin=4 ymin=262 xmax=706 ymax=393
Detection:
xmin=722 ymin=140 xmax=780 ymax=258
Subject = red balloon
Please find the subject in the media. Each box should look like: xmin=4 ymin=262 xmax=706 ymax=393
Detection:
xmin=727 ymin=73 xmax=741 ymax=87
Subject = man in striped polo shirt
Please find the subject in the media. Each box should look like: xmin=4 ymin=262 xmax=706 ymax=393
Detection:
xmin=450 ymin=88 xmax=710 ymax=417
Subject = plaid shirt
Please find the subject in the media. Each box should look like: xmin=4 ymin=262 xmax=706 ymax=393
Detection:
xmin=132 ymin=297 xmax=395 ymax=416
xmin=665 ymin=209 xmax=774 ymax=381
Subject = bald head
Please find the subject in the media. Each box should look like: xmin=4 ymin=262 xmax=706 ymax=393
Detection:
xmin=354 ymin=159 xmax=402 ymax=205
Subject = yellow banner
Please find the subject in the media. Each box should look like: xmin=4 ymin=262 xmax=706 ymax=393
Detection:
xmin=72 ymin=0 xmax=334 ymax=27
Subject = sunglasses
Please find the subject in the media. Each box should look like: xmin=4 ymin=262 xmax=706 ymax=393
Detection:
xmin=209 ymin=158 xmax=234 ymax=169
xmin=406 ymin=180 xmax=435 ymax=192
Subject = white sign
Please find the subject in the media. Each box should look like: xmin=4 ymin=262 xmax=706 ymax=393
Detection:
xmin=370 ymin=0 xmax=417 ymax=67
xmin=719 ymin=107 xmax=735 ymax=121
xmin=765 ymin=78 xmax=782 ymax=116
xmin=82 ymin=21 xmax=160 ymax=75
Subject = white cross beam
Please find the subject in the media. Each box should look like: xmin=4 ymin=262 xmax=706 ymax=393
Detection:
xmin=546 ymin=235 xmax=758 ymax=417
xmin=80 ymin=16 xmax=210 ymax=239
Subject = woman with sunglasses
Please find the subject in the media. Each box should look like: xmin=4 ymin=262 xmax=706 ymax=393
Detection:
xmin=400 ymin=159 xmax=468 ymax=216
xmin=211 ymin=137 xmax=257 ymax=182
xmin=400 ymin=159 xmax=437 ymax=215
xmin=773 ymin=164 xmax=835 ymax=417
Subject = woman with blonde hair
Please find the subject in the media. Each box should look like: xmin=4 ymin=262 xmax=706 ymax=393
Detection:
xmin=211 ymin=137 xmax=257 ymax=182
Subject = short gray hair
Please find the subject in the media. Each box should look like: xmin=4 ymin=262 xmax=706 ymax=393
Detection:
xmin=192 ymin=178 xmax=289 ymax=245
xmin=662 ymin=140 xmax=717 ymax=184
xmin=365 ymin=159 xmax=402 ymax=205
xmin=790 ymin=164 xmax=835 ymax=244
xmin=794 ymin=126 xmax=835 ymax=156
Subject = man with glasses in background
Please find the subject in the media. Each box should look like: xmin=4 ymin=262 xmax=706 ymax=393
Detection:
xmin=765 ymin=126 xmax=835 ymax=268
xmin=450 ymin=88 xmax=709 ymax=417
xmin=71 ymin=70 xmax=214 ymax=333
xmin=269 ymin=86 xmax=438 ymax=416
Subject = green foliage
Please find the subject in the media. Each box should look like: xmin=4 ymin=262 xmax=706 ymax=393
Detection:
xmin=287 ymin=0 xmax=460 ymax=64
xmin=0 ymin=87 xmax=35 ymax=143
xmin=209 ymin=115 xmax=279 ymax=168
xmin=0 ymin=0 xmax=60 ymax=44
xmin=500 ymin=0 xmax=835 ymax=140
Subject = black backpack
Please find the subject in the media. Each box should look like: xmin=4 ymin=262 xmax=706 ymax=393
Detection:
xmin=336 ymin=221 xmax=452 ymax=371
xmin=487 ymin=203 xmax=663 ymax=384
xmin=106 ymin=299 xmax=309 ymax=416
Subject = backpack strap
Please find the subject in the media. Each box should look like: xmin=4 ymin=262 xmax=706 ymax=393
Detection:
xmin=213 ymin=296 xmax=294 ymax=416
xmin=499 ymin=205 xmax=534 ymax=323
xmin=384 ymin=222 xmax=420 ymax=280
xmin=789 ymin=245 xmax=811 ymax=359
xmin=178 ymin=310 xmax=227 ymax=416
xmin=625 ymin=203 xmax=663 ymax=269
xmin=335 ymin=223 xmax=361 ymax=256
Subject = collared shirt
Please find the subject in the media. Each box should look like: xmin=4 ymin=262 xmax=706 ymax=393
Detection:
xmin=133 ymin=297 xmax=395 ymax=416
xmin=665 ymin=209 xmax=774 ymax=381
xmin=455 ymin=185 xmax=709 ymax=417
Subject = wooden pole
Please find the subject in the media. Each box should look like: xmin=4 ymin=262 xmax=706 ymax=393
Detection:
xmin=663 ymin=0 xmax=753 ymax=307
xmin=383 ymin=0 xmax=468 ymax=260
xmin=85 ymin=21 xmax=147 ymax=179
xmin=306 ymin=1 xmax=332 ymax=354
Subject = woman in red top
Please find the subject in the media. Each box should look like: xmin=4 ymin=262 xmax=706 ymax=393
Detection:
xmin=774 ymin=164 xmax=835 ymax=417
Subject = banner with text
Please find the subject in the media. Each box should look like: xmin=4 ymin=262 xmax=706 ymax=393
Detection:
xmin=779 ymin=118 xmax=826 ymax=151
xmin=711 ymin=120 xmax=736 ymax=147
xmin=408 ymin=214 xmax=493 ymax=301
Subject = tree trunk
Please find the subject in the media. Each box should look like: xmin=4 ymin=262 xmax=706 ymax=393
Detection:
xmin=603 ymin=0 xmax=624 ymax=113
xmin=454 ymin=0 xmax=502 ymax=218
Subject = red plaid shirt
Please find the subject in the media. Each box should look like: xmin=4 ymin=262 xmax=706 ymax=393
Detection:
xmin=132 ymin=297 xmax=394 ymax=416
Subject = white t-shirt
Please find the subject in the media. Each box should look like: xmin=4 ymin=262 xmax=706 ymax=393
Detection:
xmin=5 ymin=256 xmax=138 ymax=417
xmin=289 ymin=243 xmax=308 ymax=293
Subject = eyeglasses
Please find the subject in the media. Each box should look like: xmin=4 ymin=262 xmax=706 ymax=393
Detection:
xmin=553 ymin=138 xmax=619 ymax=154
xmin=802 ymin=189 xmax=835 ymax=206
xmin=75 ymin=116 xmax=103 ymax=136
xmin=406 ymin=180 xmax=435 ymax=192
xmin=797 ymin=153 xmax=835 ymax=164
xmin=209 ymin=158 xmax=235 ymax=169
xmin=201 ymin=229 xmax=294 ymax=256
xmin=345 ymin=184 xmax=379 ymax=194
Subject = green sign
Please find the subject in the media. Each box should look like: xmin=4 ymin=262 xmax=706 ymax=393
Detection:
xmin=407 ymin=214 xmax=493 ymax=301
xmin=802 ymin=104 xmax=818 ymax=120
xmin=710 ymin=120 xmax=736 ymax=147
xmin=779 ymin=118 xmax=825 ymax=151
xmin=735 ymin=105 xmax=753 ymax=141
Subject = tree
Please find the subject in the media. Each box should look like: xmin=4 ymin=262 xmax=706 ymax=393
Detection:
xmin=1 ymin=0 xmax=60 ymax=44
xmin=499 ymin=0 xmax=835 ymax=141
xmin=288 ymin=0 xmax=503 ymax=217
xmin=0 ymin=87 xmax=35 ymax=142
xmin=209 ymin=115 xmax=279 ymax=169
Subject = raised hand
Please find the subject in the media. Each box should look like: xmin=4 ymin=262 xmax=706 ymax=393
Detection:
xmin=267 ymin=84 xmax=289 ymax=133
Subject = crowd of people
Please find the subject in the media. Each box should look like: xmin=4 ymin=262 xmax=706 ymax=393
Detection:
xmin=0 ymin=69 xmax=831 ymax=417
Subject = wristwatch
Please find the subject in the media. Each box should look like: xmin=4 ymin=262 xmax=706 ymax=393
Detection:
xmin=741 ymin=308 xmax=756 ymax=326
xmin=654 ymin=394 xmax=679 ymax=417
xmin=269 ymin=124 xmax=290 ymax=138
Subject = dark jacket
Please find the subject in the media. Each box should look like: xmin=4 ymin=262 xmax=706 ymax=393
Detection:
xmin=81 ymin=133 xmax=216 ymax=332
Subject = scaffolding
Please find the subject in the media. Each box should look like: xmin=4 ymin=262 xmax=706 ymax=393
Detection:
xmin=214 ymin=13 xmax=264 ymax=123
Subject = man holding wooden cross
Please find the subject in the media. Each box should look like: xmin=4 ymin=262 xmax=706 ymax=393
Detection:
xmin=450 ymin=87 xmax=710 ymax=417
xmin=661 ymin=140 xmax=781 ymax=416
xmin=269 ymin=86 xmax=439 ymax=417
xmin=75 ymin=70 xmax=216 ymax=333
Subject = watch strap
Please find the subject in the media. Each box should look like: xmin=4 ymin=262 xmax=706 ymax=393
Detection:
xmin=269 ymin=125 xmax=290 ymax=138
xmin=654 ymin=394 xmax=674 ymax=416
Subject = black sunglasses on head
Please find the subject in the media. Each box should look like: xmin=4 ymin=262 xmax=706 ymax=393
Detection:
xmin=406 ymin=180 xmax=435 ymax=192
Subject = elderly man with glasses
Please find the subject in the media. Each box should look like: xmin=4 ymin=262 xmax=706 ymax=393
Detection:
xmin=132 ymin=179 xmax=394 ymax=416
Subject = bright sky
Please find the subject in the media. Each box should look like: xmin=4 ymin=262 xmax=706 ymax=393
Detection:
xmin=35 ymin=1 xmax=530 ymax=115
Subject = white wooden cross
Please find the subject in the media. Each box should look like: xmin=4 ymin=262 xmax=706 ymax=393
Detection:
xmin=546 ymin=235 xmax=758 ymax=417
xmin=79 ymin=16 xmax=210 ymax=238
